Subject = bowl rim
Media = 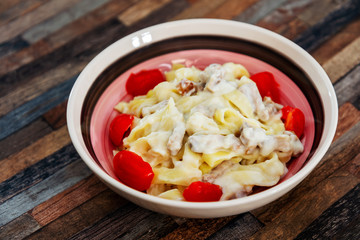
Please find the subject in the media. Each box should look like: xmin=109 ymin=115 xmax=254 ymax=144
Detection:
xmin=67 ymin=19 xmax=338 ymax=210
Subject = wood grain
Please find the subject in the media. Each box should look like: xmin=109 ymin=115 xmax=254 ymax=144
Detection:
xmin=161 ymin=216 xmax=234 ymax=240
xmin=295 ymin=184 xmax=360 ymax=239
xmin=312 ymin=17 xmax=360 ymax=65
xmin=323 ymin=37 xmax=360 ymax=84
xmin=0 ymin=0 xmax=83 ymax=44
xmin=69 ymin=204 xmax=179 ymax=240
xmin=294 ymin=0 xmax=360 ymax=51
xmin=0 ymin=0 xmax=134 ymax=76
xmin=42 ymin=100 xmax=68 ymax=129
xmin=25 ymin=190 xmax=128 ymax=240
xmin=172 ymin=0 xmax=227 ymax=20
xmin=0 ymin=159 xmax=92 ymax=227
xmin=0 ymin=125 xmax=70 ymax=183
xmin=333 ymin=103 xmax=360 ymax=142
xmin=0 ymin=144 xmax=78 ymax=204
xmin=204 ymin=0 xmax=259 ymax=19
xmin=118 ymin=0 xmax=172 ymax=26
xmin=0 ymin=213 xmax=40 ymax=240
xmin=335 ymin=64 xmax=360 ymax=107
xmin=31 ymin=175 xmax=107 ymax=226
xmin=0 ymin=118 xmax=51 ymax=160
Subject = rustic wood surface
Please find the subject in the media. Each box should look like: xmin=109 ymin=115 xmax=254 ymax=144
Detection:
xmin=0 ymin=0 xmax=359 ymax=239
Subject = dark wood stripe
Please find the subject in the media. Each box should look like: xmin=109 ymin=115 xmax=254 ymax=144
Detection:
xmin=312 ymin=17 xmax=360 ymax=65
xmin=334 ymin=64 xmax=360 ymax=107
xmin=42 ymin=100 xmax=68 ymax=130
xmin=0 ymin=158 xmax=92 ymax=227
xmin=233 ymin=0 xmax=288 ymax=24
xmin=0 ymin=75 xmax=76 ymax=141
xmin=0 ymin=213 xmax=40 ymax=240
xmin=129 ymin=0 xmax=190 ymax=30
xmin=0 ymin=118 xmax=51 ymax=160
xmin=0 ymin=0 xmax=48 ymax=27
xmin=294 ymin=0 xmax=360 ymax=52
xmin=0 ymin=35 xmax=29 ymax=58
xmin=204 ymin=0 xmax=260 ymax=19
xmin=68 ymin=203 xmax=178 ymax=240
xmin=0 ymin=18 xmax=126 ymax=97
xmin=25 ymin=189 xmax=128 ymax=240
xmin=0 ymin=126 xmax=70 ymax=183
xmin=0 ymin=144 xmax=78 ymax=204
xmin=295 ymin=184 xmax=360 ymax=240
xmin=30 ymin=175 xmax=107 ymax=226
xmin=206 ymin=213 xmax=264 ymax=240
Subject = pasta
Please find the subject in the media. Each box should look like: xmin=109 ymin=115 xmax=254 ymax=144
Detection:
xmin=114 ymin=62 xmax=304 ymax=201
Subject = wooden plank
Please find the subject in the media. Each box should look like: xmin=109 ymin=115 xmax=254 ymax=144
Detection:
xmin=251 ymin=122 xmax=360 ymax=223
xmin=233 ymin=0 xmax=288 ymax=24
xmin=0 ymin=144 xmax=78 ymax=204
xmin=334 ymin=64 xmax=360 ymax=107
xmin=128 ymin=0 xmax=189 ymax=29
xmin=0 ymin=61 xmax=82 ymax=117
xmin=118 ymin=0 xmax=172 ymax=26
xmin=0 ymin=0 xmax=134 ymax=76
xmin=294 ymin=0 xmax=360 ymax=52
xmin=295 ymin=183 xmax=360 ymax=238
xmin=26 ymin=189 xmax=128 ymax=240
xmin=0 ymin=0 xmax=48 ymax=27
xmin=42 ymin=100 xmax=68 ymax=129
xmin=204 ymin=0 xmax=259 ymax=19
xmin=333 ymin=215 xmax=360 ymax=240
xmin=0 ymin=159 xmax=92 ymax=227
xmin=322 ymin=37 xmax=360 ymax=84
xmin=161 ymin=217 xmax=234 ymax=240
xmin=68 ymin=203 xmax=178 ymax=240
xmin=30 ymin=175 xmax=107 ymax=226
xmin=0 ymin=35 xmax=29 ymax=58
xmin=0 ymin=0 xmax=24 ymax=15
xmin=0 ymin=213 xmax=40 ymax=240
xmin=312 ymin=17 xmax=360 ymax=65
xmin=171 ymin=0 xmax=227 ymax=21
xmin=0 ymin=75 xmax=76 ymax=141
xmin=0 ymin=125 xmax=70 ymax=183
xmin=346 ymin=153 xmax=360 ymax=178
xmin=205 ymin=213 xmax=263 ymax=240
xmin=22 ymin=0 xmax=113 ymax=43
xmin=0 ymin=118 xmax=51 ymax=160
xmin=0 ymin=0 xmax=83 ymax=44
xmin=333 ymin=103 xmax=360 ymax=142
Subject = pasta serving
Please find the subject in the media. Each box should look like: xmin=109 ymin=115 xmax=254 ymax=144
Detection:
xmin=112 ymin=62 xmax=304 ymax=201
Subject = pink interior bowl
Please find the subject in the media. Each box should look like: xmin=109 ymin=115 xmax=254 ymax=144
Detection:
xmin=90 ymin=49 xmax=315 ymax=183
xmin=67 ymin=19 xmax=337 ymax=218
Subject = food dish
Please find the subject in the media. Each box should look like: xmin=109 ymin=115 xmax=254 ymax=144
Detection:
xmin=67 ymin=19 xmax=337 ymax=218
xmin=111 ymin=61 xmax=307 ymax=201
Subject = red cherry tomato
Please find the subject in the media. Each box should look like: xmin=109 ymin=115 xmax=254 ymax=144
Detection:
xmin=281 ymin=106 xmax=305 ymax=138
xmin=250 ymin=71 xmax=280 ymax=103
xmin=126 ymin=69 xmax=165 ymax=96
xmin=113 ymin=150 xmax=154 ymax=191
xmin=183 ymin=181 xmax=222 ymax=202
xmin=109 ymin=114 xmax=134 ymax=146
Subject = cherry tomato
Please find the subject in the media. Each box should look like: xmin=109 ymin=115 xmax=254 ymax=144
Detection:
xmin=109 ymin=114 xmax=134 ymax=146
xmin=281 ymin=106 xmax=305 ymax=138
xmin=183 ymin=181 xmax=222 ymax=202
xmin=250 ymin=71 xmax=280 ymax=103
xmin=113 ymin=150 xmax=154 ymax=191
xmin=126 ymin=69 xmax=165 ymax=96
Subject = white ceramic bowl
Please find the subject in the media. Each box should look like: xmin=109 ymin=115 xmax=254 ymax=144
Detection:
xmin=67 ymin=19 xmax=338 ymax=218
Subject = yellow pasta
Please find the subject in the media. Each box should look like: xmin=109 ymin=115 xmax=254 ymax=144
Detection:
xmin=115 ymin=62 xmax=304 ymax=201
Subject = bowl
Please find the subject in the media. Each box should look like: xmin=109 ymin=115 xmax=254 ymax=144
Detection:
xmin=67 ymin=19 xmax=338 ymax=218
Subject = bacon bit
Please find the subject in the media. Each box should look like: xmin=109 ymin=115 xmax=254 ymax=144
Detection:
xmin=177 ymin=79 xmax=197 ymax=96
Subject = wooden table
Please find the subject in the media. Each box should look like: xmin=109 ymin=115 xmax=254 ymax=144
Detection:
xmin=1 ymin=0 xmax=359 ymax=239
